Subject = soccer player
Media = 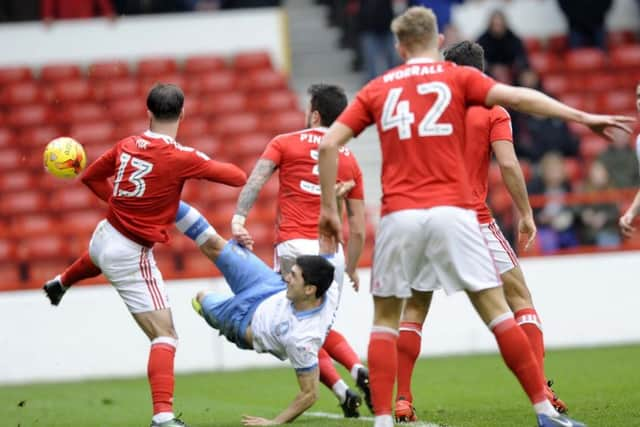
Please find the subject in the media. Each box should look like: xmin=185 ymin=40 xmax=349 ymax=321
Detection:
xmin=618 ymin=82 xmax=640 ymax=237
xmin=46 ymin=83 xmax=247 ymax=427
xmin=394 ymin=40 xmax=566 ymax=423
xmin=317 ymin=7 xmax=632 ymax=427
xmin=231 ymin=83 xmax=372 ymax=416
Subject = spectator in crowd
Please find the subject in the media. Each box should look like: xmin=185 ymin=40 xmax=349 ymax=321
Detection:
xmin=0 ymin=0 xmax=39 ymax=22
xmin=578 ymin=161 xmax=621 ymax=247
xmin=597 ymin=128 xmax=640 ymax=188
xmin=476 ymin=10 xmax=529 ymax=84
xmin=528 ymin=152 xmax=579 ymax=253
xmin=557 ymin=0 xmax=613 ymax=50
xmin=409 ymin=0 xmax=462 ymax=37
xmin=42 ymin=0 xmax=115 ymax=21
xmin=358 ymin=0 xmax=401 ymax=83
xmin=511 ymin=71 xmax=580 ymax=162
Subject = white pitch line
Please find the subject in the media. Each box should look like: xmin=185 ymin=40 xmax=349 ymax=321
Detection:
xmin=305 ymin=411 xmax=449 ymax=427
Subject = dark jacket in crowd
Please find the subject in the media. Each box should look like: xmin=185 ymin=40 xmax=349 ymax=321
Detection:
xmin=557 ymin=0 xmax=613 ymax=32
xmin=358 ymin=0 xmax=395 ymax=33
xmin=476 ymin=29 xmax=529 ymax=71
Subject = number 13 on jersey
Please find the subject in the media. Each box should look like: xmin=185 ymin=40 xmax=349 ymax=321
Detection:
xmin=381 ymin=82 xmax=453 ymax=139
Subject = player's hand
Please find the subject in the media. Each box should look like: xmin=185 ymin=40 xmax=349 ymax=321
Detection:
xmin=231 ymin=222 xmax=254 ymax=250
xmin=318 ymin=207 xmax=342 ymax=254
xmin=346 ymin=269 xmax=360 ymax=291
xmin=619 ymin=211 xmax=636 ymax=238
xmin=518 ymin=215 xmax=537 ymax=251
xmin=241 ymin=415 xmax=278 ymax=425
xmin=581 ymin=113 xmax=635 ymax=140
xmin=335 ymin=180 xmax=356 ymax=198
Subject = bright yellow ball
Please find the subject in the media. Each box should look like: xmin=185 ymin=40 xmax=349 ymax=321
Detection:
xmin=43 ymin=137 xmax=87 ymax=179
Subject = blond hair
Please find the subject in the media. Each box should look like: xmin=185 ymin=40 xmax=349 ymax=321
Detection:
xmin=391 ymin=6 xmax=439 ymax=52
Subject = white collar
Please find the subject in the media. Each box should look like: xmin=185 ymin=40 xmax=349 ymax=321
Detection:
xmin=313 ymin=126 xmax=329 ymax=133
xmin=144 ymin=129 xmax=175 ymax=142
xmin=406 ymin=57 xmax=436 ymax=64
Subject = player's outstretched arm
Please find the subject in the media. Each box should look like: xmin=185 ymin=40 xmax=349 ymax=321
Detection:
xmin=485 ymin=84 xmax=635 ymax=139
xmin=319 ymin=123 xmax=354 ymax=251
xmin=232 ymin=159 xmax=277 ymax=249
xmin=620 ymin=190 xmax=640 ymax=238
xmin=241 ymin=368 xmax=319 ymax=426
xmin=492 ymin=140 xmax=536 ymax=250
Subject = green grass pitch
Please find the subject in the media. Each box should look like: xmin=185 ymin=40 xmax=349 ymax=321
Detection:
xmin=3 ymin=345 xmax=639 ymax=427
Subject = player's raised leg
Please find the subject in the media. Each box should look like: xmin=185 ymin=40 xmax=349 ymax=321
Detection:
xmin=43 ymin=250 xmax=102 ymax=305
xmin=318 ymin=347 xmax=362 ymax=417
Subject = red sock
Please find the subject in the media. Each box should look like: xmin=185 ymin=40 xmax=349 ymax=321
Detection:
xmin=396 ymin=322 xmax=422 ymax=402
xmin=368 ymin=327 xmax=398 ymax=416
xmin=60 ymin=251 xmax=102 ymax=287
xmin=318 ymin=347 xmax=341 ymax=389
xmin=515 ymin=308 xmax=545 ymax=374
xmin=323 ymin=329 xmax=361 ymax=371
xmin=491 ymin=315 xmax=546 ymax=404
xmin=148 ymin=338 xmax=176 ymax=415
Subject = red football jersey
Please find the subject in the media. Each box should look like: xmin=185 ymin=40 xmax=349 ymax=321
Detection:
xmin=464 ymin=106 xmax=513 ymax=224
xmin=337 ymin=59 xmax=496 ymax=216
xmin=261 ymin=127 xmax=364 ymax=244
xmin=82 ymin=130 xmax=247 ymax=246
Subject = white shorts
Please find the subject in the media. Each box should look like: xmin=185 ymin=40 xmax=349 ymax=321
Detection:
xmin=371 ymin=207 xmax=501 ymax=298
xmin=481 ymin=220 xmax=519 ymax=275
xmin=89 ymin=220 xmax=169 ymax=314
xmin=274 ymin=239 xmax=345 ymax=285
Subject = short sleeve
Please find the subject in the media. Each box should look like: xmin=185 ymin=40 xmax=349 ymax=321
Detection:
xmin=489 ymin=106 xmax=513 ymax=144
xmin=337 ymin=85 xmax=375 ymax=137
xmin=459 ymin=66 xmax=497 ymax=106
xmin=287 ymin=337 xmax=321 ymax=372
xmin=261 ymin=136 xmax=284 ymax=166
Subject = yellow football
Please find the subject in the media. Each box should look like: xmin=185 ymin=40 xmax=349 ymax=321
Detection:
xmin=43 ymin=137 xmax=87 ymax=179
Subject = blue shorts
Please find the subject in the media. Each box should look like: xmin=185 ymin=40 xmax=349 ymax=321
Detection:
xmin=200 ymin=241 xmax=285 ymax=349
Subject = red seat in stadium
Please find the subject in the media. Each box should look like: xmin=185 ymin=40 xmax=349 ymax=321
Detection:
xmin=488 ymin=185 xmax=512 ymax=216
xmin=247 ymin=90 xmax=298 ymax=112
xmin=579 ymin=135 xmax=608 ymax=160
xmin=228 ymin=133 xmax=271 ymax=157
xmin=51 ymin=186 xmax=95 ymax=211
xmin=178 ymin=117 xmax=208 ymax=139
xmin=57 ymin=102 xmax=105 ymax=125
xmin=88 ymin=60 xmax=130 ymax=80
xmin=181 ymin=136 xmax=222 ymax=157
xmin=183 ymin=97 xmax=205 ymax=117
xmin=7 ymin=105 xmax=52 ymax=128
xmin=566 ymin=48 xmax=607 ymax=72
xmin=12 ymin=214 xmax=58 ymax=237
xmin=0 ymin=171 xmax=35 ymax=193
xmin=65 ymin=209 xmax=104 ymax=234
xmin=542 ymin=74 xmax=571 ymax=96
xmin=583 ymin=72 xmax=619 ymax=92
xmin=548 ymin=35 xmax=568 ymax=53
xmin=597 ymin=90 xmax=636 ymax=112
xmin=240 ymin=69 xmax=287 ymax=91
xmin=0 ymin=262 xmax=21 ymax=290
xmin=181 ymin=247 xmax=220 ymax=278
xmin=40 ymin=63 xmax=82 ymax=82
xmin=0 ymin=148 xmax=23 ymax=171
xmin=206 ymin=182 xmax=242 ymax=205
xmin=610 ymin=45 xmax=640 ymax=68
xmin=107 ymin=99 xmax=147 ymax=121
xmin=1 ymin=82 xmax=43 ymax=105
xmin=194 ymin=71 xmax=237 ymax=93
xmin=84 ymin=143 xmax=113 ymax=163
xmin=27 ymin=259 xmax=72 ymax=288
xmin=152 ymin=248 xmax=179 ymax=280
xmin=52 ymin=80 xmax=93 ymax=103
xmin=202 ymin=92 xmax=247 ymax=115
xmin=139 ymin=74 xmax=185 ymax=94
xmin=97 ymin=78 xmax=141 ymax=101
xmin=558 ymin=93 xmax=596 ymax=111
xmin=70 ymin=122 xmax=114 ymax=145
xmin=607 ymin=30 xmax=637 ymax=47
xmin=0 ymin=238 xmax=16 ymax=262
xmin=232 ymin=51 xmax=272 ymax=71
xmin=0 ymin=129 xmax=15 ymax=148
xmin=18 ymin=125 xmax=61 ymax=147
xmin=114 ymin=118 xmax=149 ymax=137
xmin=0 ymin=66 xmax=32 ymax=85
xmin=259 ymin=111 xmax=305 ymax=134
xmin=209 ymin=113 xmax=260 ymax=136
xmin=0 ymin=191 xmax=47 ymax=216
xmin=528 ymin=52 xmax=560 ymax=75
xmin=184 ymin=55 xmax=227 ymax=75
xmin=137 ymin=57 xmax=178 ymax=77
xmin=523 ymin=37 xmax=542 ymax=54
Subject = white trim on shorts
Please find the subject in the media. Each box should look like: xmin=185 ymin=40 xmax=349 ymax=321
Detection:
xmin=481 ymin=220 xmax=519 ymax=275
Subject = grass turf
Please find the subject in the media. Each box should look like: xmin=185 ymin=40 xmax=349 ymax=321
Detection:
xmin=2 ymin=344 xmax=639 ymax=427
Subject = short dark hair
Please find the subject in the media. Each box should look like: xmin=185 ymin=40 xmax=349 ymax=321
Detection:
xmin=443 ymin=40 xmax=485 ymax=72
xmin=308 ymin=84 xmax=348 ymax=127
xmin=146 ymin=83 xmax=184 ymax=121
xmin=296 ymin=255 xmax=335 ymax=298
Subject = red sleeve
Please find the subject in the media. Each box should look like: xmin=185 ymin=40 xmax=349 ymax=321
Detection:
xmin=96 ymin=0 xmax=114 ymax=15
xmin=260 ymin=136 xmax=284 ymax=166
xmin=81 ymin=146 xmax=117 ymax=203
xmin=347 ymin=157 xmax=364 ymax=200
xmin=180 ymin=149 xmax=247 ymax=186
xmin=459 ymin=66 xmax=497 ymax=106
xmin=42 ymin=0 xmax=54 ymax=19
xmin=337 ymin=85 xmax=375 ymax=137
xmin=489 ymin=106 xmax=513 ymax=143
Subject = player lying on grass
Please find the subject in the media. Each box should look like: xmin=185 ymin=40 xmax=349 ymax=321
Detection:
xmin=394 ymin=40 xmax=567 ymax=423
xmin=618 ymin=81 xmax=640 ymax=237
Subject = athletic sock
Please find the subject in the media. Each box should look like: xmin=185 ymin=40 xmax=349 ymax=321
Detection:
xmin=323 ymin=329 xmax=362 ymax=372
xmin=368 ymin=326 xmax=398 ymax=416
xmin=332 ymin=380 xmax=349 ymax=404
xmin=350 ymin=363 xmax=365 ymax=381
xmin=515 ymin=308 xmax=545 ymax=374
xmin=318 ymin=348 xmax=344 ymax=401
xmin=396 ymin=321 xmax=422 ymax=402
xmin=60 ymin=250 xmax=101 ymax=287
xmin=148 ymin=337 xmax=177 ymax=419
xmin=489 ymin=313 xmax=550 ymax=411
xmin=373 ymin=414 xmax=394 ymax=427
